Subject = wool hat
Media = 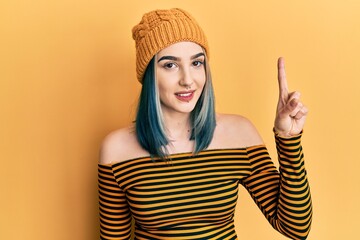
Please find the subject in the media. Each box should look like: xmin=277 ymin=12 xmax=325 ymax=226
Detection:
xmin=132 ymin=8 xmax=209 ymax=84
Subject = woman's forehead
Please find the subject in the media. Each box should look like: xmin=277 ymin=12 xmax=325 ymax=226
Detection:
xmin=157 ymin=42 xmax=204 ymax=57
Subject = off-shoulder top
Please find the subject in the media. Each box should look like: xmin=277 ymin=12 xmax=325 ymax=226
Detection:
xmin=98 ymin=133 xmax=312 ymax=240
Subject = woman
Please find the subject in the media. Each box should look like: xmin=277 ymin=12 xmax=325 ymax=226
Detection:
xmin=98 ymin=8 xmax=312 ymax=240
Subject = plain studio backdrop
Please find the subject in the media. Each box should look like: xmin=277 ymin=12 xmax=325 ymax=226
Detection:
xmin=1 ymin=0 xmax=359 ymax=239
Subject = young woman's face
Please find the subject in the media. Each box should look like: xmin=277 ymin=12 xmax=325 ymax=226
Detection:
xmin=156 ymin=41 xmax=206 ymax=116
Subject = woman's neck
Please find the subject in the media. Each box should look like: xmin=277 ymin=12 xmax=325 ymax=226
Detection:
xmin=162 ymin=111 xmax=192 ymax=141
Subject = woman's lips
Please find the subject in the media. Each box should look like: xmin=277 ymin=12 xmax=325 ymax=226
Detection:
xmin=175 ymin=90 xmax=195 ymax=102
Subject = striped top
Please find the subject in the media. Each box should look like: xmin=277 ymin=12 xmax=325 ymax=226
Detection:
xmin=98 ymin=134 xmax=312 ymax=240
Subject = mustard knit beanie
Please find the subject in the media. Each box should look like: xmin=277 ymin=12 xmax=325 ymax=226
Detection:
xmin=132 ymin=8 xmax=209 ymax=84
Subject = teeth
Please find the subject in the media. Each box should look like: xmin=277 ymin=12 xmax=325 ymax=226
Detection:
xmin=177 ymin=93 xmax=191 ymax=97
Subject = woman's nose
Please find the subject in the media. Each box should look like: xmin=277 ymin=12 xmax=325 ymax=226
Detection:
xmin=179 ymin=67 xmax=194 ymax=87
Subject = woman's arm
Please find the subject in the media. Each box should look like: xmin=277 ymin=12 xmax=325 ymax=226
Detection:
xmin=241 ymin=132 xmax=312 ymax=239
xmin=98 ymin=164 xmax=132 ymax=240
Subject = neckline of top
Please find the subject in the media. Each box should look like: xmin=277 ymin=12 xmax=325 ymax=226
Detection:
xmin=98 ymin=144 xmax=267 ymax=167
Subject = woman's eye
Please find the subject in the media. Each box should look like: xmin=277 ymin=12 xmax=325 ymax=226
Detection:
xmin=164 ymin=62 xmax=176 ymax=69
xmin=193 ymin=60 xmax=204 ymax=67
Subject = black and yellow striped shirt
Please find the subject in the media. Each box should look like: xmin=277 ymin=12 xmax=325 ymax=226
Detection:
xmin=98 ymin=133 xmax=312 ymax=239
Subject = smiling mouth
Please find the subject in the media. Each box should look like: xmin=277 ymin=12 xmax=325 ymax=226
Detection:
xmin=175 ymin=91 xmax=195 ymax=102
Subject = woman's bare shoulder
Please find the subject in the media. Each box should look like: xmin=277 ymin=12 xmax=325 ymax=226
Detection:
xmin=99 ymin=124 xmax=149 ymax=165
xmin=211 ymin=113 xmax=264 ymax=149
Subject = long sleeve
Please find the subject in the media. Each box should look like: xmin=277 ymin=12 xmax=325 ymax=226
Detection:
xmin=240 ymin=133 xmax=312 ymax=240
xmin=98 ymin=164 xmax=132 ymax=240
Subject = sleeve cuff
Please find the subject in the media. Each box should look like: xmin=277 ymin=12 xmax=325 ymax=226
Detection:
xmin=273 ymin=128 xmax=303 ymax=139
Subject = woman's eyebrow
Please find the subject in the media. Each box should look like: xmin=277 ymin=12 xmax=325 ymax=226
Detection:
xmin=191 ymin=52 xmax=205 ymax=59
xmin=157 ymin=56 xmax=178 ymax=62
xmin=157 ymin=52 xmax=204 ymax=63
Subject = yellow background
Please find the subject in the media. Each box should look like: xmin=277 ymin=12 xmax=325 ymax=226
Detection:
xmin=1 ymin=0 xmax=359 ymax=239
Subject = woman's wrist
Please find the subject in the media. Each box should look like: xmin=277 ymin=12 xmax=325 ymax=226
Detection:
xmin=273 ymin=127 xmax=303 ymax=139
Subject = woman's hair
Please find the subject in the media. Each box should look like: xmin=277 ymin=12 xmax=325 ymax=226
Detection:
xmin=135 ymin=53 xmax=216 ymax=159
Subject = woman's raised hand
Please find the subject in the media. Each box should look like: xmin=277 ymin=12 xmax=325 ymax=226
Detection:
xmin=274 ymin=57 xmax=308 ymax=137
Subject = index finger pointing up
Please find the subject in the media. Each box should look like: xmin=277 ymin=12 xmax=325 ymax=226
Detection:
xmin=277 ymin=57 xmax=289 ymax=97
